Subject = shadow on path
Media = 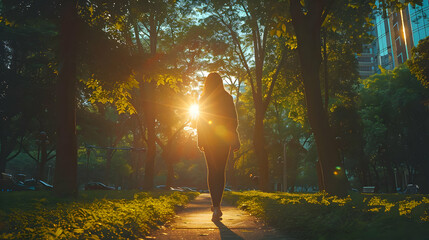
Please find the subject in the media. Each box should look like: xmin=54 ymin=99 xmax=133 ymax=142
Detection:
xmin=150 ymin=193 xmax=293 ymax=239
xmin=213 ymin=220 xmax=244 ymax=240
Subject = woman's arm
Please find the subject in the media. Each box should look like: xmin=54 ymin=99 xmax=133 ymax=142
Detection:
xmin=197 ymin=98 xmax=205 ymax=151
xmin=228 ymin=95 xmax=239 ymax=131
xmin=227 ymin=95 xmax=240 ymax=151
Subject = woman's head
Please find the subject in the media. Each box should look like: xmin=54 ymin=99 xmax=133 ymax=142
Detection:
xmin=202 ymin=72 xmax=225 ymax=96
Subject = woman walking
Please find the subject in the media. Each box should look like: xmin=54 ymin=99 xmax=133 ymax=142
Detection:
xmin=197 ymin=72 xmax=240 ymax=221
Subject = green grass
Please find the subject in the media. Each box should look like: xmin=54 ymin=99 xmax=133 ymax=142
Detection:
xmin=224 ymin=191 xmax=429 ymax=240
xmin=0 ymin=190 xmax=199 ymax=239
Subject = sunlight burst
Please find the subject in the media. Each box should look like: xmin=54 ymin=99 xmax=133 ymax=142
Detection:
xmin=189 ymin=104 xmax=199 ymax=119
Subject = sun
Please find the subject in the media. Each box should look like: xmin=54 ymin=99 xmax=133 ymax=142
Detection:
xmin=189 ymin=104 xmax=199 ymax=119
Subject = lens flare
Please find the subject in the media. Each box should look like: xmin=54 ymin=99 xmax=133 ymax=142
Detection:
xmin=189 ymin=104 xmax=199 ymax=119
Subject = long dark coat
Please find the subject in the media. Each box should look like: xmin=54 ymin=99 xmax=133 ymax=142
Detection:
xmin=197 ymin=90 xmax=239 ymax=150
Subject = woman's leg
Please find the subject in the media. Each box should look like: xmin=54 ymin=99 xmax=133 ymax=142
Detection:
xmin=205 ymin=145 xmax=230 ymax=207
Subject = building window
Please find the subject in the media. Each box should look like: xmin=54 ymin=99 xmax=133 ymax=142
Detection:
xmin=396 ymin=36 xmax=402 ymax=47
xmin=358 ymin=56 xmax=373 ymax=63
xmin=398 ymin=53 xmax=404 ymax=64
xmin=359 ymin=66 xmax=375 ymax=72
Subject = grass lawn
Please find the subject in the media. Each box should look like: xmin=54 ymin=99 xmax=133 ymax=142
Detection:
xmin=224 ymin=191 xmax=429 ymax=240
xmin=0 ymin=190 xmax=199 ymax=239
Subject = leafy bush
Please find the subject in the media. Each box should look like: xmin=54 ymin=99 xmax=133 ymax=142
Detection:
xmin=224 ymin=191 xmax=429 ymax=240
xmin=0 ymin=191 xmax=198 ymax=239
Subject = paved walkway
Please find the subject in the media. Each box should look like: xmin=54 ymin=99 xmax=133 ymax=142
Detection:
xmin=148 ymin=193 xmax=294 ymax=240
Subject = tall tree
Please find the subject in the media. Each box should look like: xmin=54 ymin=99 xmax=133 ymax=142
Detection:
xmin=288 ymin=0 xmax=377 ymax=195
xmin=287 ymin=0 xmax=423 ymax=196
xmin=53 ymin=0 xmax=78 ymax=196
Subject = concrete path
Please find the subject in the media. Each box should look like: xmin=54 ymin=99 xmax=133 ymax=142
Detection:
xmin=148 ymin=193 xmax=294 ymax=240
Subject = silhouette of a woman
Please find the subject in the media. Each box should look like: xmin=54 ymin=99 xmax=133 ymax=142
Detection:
xmin=197 ymin=72 xmax=240 ymax=221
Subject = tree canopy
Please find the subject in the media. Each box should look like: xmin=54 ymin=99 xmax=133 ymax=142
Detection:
xmin=1 ymin=0 xmax=429 ymax=195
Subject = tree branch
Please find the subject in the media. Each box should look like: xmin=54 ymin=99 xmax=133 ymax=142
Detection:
xmin=47 ymin=146 xmax=56 ymax=157
xmin=233 ymin=147 xmax=252 ymax=160
xmin=23 ymin=146 xmax=38 ymax=163
xmin=6 ymin=135 xmax=24 ymax=162
xmin=155 ymin=136 xmax=166 ymax=152
xmin=216 ymin=13 xmax=257 ymax=101
xmin=263 ymin=46 xmax=288 ymax=112
xmin=156 ymin=120 xmax=190 ymax=151
xmin=261 ymin=15 xmax=270 ymax=62
xmin=290 ymin=0 xmax=305 ymax=37
xmin=141 ymin=20 xmax=151 ymax=34
xmin=321 ymin=0 xmax=337 ymax=25
xmin=239 ymin=0 xmax=251 ymax=19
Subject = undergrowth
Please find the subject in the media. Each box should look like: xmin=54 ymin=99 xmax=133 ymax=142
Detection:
xmin=224 ymin=191 xmax=429 ymax=240
xmin=0 ymin=190 xmax=198 ymax=239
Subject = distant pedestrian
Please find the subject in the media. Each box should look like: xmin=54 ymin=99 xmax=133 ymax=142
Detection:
xmin=197 ymin=72 xmax=240 ymax=221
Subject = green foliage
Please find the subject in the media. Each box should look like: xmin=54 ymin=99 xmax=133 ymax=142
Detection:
xmin=0 ymin=191 xmax=198 ymax=239
xmin=224 ymin=191 xmax=429 ymax=240
xmin=407 ymin=36 xmax=429 ymax=88
xmin=0 ymin=0 xmax=59 ymax=173
xmin=358 ymin=65 xmax=429 ymax=191
xmin=83 ymin=75 xmax=139 ymax=115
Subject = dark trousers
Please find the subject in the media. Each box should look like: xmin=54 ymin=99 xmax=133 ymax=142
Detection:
xmin=204 ymin=144 xmax=230 ymax=207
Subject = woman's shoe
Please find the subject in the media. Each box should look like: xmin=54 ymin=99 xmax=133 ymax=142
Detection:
xmin=211 ymin=206 xmax=223 ymax=221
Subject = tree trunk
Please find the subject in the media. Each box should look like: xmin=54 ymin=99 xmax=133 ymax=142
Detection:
xmin=133 ymin=22 xmax=143 ymax=54
xmin=0 ymin=160 xmax=5 ymax=175
xmin=358 ymin=146 xmax=371 ymax=186
xmin=0 ymin=121 xmax=17 ymax=173
xmin=383 ymin=166 xmax=390 ymax=192
xmin=105 ymin=148 xmax=114 ymax=184
xmin=291 ymin=4 xmax=349 ymax=196
xmin=254 ymin=107 xmax=270 ymax=191
xmin=38 ymin=141 xmax=47 ymax=181
xmin=0 ymin=125 xmax=8 ymax=173
xmin=299 ymin=51 xmax=349 ymax=195
xmin=384 ymin=160 xmax=396 ymax=193
xmin=53 ymin=0 xmax=78 ymax=197
xmin=286 ymin=140 xmax=300 ymax=193
xmin=371 ymin=164 xmax=380 ymax=191
xmin=142 ymin=82 xmax=156 ymax=190
xmin=141 ymin=13 xmax=158 ymax=190
xmin=166 ymin=159 xmax=174 ymax=188
xmin=131 ymin=128 xmax=144 ymax=188
xmin=322 ymin=29 xmax=329 ymax=112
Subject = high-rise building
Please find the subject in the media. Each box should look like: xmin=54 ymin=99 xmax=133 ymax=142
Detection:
xmin=357 ymin=1 xmax=429 ymax=78
xmin=357 ymin=43 xmax=377 ymax=79
xmin=409 ymin=1 xmax=429 ymax=46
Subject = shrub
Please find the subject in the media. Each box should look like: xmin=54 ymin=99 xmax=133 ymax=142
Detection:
xmin=224 ymin=191 xmax=429 ymax=240
xmin=0 ymin=191 xmax=198 ymax=239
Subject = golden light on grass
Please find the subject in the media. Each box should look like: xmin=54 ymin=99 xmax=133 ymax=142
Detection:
xmin=189 ymin=104 xmax=199 ymax=119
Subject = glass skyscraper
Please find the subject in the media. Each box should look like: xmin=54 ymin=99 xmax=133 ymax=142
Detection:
xmin=409 ymin=1 xmax=429 ymax=46
xmin=357 ymin=0 xmax=429 ymax=78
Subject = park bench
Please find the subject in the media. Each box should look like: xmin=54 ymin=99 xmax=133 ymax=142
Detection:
xmin=362 ymin=186 xmax=375 ymax=193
